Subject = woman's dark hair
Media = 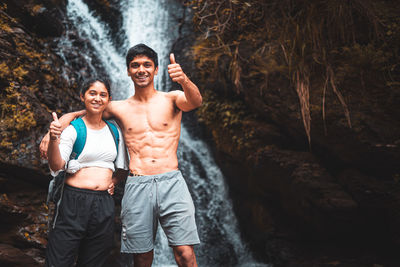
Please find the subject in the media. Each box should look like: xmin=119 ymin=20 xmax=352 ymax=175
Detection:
xmin=126 ymin=43 xmax=158 ymax=68
xmin=80 ymin=78 xmax=111 ymax=96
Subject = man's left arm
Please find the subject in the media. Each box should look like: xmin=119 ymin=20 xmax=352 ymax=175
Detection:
xmin=168 ymin=53 xmax=202 ymax=111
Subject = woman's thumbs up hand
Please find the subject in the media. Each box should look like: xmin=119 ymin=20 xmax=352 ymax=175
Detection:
xmin=49 ymin=112 xmax=62 ymax=141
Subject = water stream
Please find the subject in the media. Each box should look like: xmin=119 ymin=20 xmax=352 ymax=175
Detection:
xmin=61 ymin=0 xmax=269 ymax=266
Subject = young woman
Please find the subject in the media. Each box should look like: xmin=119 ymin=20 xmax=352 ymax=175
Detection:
xmin=45 ymin=79 xmax=127 ymax=267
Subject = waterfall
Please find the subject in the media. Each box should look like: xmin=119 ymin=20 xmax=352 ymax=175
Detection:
xmin=60 ymin=0 xmax=269 ymax=266
xmin=65 ymin=0 xmax=132 ymax=99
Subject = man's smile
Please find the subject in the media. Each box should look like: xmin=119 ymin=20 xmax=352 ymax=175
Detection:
xmin=136 ymin=75 xmax=149 ymax=80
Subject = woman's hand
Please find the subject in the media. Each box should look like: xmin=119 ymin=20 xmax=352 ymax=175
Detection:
xmin=108 ymin=182 xmax=115 ymax=195
xmin=49 ymin=112 xmax=62 ymax=141
xmin=41 ymin=110 xmax=87 ymax=159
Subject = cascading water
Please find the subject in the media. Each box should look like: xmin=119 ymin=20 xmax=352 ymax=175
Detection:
xmin=60 ymin=0 xmax=269 ymax=266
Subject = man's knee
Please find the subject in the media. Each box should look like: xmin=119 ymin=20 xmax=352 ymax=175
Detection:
xmin=133 ymin=250 xmax=154 ymax=267
xmin=173 ymin=245 xmax=196 ymax=266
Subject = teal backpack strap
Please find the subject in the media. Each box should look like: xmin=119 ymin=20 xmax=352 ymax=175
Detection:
xmin=70 ymin=117 xmax=87 ymax=160
xmin=105 ymin=120 xmax=119 ymax=152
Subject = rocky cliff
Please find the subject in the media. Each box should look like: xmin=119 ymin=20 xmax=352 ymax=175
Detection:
xmin=181 ymin=0 xmax=400 ymax=266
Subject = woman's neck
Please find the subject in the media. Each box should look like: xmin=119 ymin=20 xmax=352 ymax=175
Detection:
xmin=82 ymin=113 xmax=105 ymax=130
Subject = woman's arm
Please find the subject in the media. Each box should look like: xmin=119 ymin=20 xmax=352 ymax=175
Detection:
xmin=47 ymin=138 xmax=65 ymax=172
xmin=47 ymin=112 xmax=66 ymax=172
xmin=40 ymin=110 xmax=86 ymax=159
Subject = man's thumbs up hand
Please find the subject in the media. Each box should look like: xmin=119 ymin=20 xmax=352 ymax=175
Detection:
xmin=170 ymin=53 xmax=176 ymax=64
xmin=168 ymin=53 xmax=187 ymax=85
xmin=49 ymin=112 xmax=62 ymax=141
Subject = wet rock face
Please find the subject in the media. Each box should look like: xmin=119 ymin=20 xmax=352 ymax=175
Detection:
xmin=175 ymin=2 xmax=400 ymax=266
xmin=0 ymin=175 xmax=47 ymax=266
xmin=0 ymin=1 xmax=111 ymax=173
xmin=2 ymin=0 xmax=66 ymax=38
xmin=204 ymin=116 xmax=400 ymax=266
xmin=0 ymin=1 xmax=82 ymax=172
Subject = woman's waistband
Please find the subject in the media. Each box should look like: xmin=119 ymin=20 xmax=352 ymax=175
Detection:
xmin=64 ymin=184 xmax=109 ymax=195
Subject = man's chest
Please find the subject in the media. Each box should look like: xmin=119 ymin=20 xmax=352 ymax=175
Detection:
xmin=118 ymin=101 xmax=181 ymax=133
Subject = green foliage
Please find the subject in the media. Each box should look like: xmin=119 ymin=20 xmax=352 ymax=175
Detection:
xmin=0 ymin=13 xmax=46 ymax=152
xmin=197 ymin=90 xmax=256 ymax=155
xmin=0 ymin=80 xmax=38 ymax=150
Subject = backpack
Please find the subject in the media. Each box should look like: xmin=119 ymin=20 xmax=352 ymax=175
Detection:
xmin=46 ymin=118 xmax=119 ymax=228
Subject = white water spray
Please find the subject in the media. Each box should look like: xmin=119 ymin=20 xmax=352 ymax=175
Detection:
xmin=66 ymin=0 xmax=132 ymax=99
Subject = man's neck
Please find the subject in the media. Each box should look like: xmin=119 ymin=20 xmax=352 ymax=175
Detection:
xmin=133 ymin=85 xmax=158 ymax=102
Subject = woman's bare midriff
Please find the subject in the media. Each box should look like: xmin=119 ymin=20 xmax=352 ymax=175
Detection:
xmin=65 ymin=167 xmax=113 ymax=191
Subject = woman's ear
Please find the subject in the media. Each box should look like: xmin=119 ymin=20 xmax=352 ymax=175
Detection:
xmin=80 ymin=94 xmax=85 ymax=102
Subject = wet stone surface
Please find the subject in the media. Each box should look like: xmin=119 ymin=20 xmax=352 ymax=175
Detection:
xmin=0 ymin=175 xmax=48 ymax=266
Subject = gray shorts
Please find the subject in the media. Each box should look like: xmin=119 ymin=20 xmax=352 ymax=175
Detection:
xmin=120 ymin=170 xmax=200 ymax=253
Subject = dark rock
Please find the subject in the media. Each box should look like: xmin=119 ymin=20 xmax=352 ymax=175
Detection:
xmin=0 ymin=194 xmax=27 ymax=223
xmin=337 ymin=169 xmax=400 ymax=244
xmin=2 ymin=0 xmax=66 ymax=37
xmin=175 ymin=1 xmax=400 ymax=265
xmin=0 ymin=243 xmax=41 ymax=266
xmin=0 ymin=4 xmax=83 ymax=171
xmin=0 ymin=174 xmax=47 ymax=266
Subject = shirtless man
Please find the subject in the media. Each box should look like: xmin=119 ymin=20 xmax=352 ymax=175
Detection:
xmin=40 ymin=44 xmax=202 ymax=267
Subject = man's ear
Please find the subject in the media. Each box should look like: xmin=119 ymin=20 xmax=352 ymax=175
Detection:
xmin=155 ymin=66 xmax=159 ymax=75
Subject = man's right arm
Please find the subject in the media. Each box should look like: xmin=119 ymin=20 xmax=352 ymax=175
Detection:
xmin=102 ymin=100 xmax=117 ymax=120
xmin=40 ymin=110 xmax=86 ymax=159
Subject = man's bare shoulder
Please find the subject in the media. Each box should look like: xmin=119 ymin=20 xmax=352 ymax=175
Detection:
xmin=162 ymin=91 xmax=185 ymax=111
xmin=111 ymin=98 xmax=131 ymax=105
xmin=109 ymin=99 xmax=131 ymax=110
xmin=103 ymin=99 xmax=131 ymax=118
xmin=164 ymin=90 xmax=183 ymax=99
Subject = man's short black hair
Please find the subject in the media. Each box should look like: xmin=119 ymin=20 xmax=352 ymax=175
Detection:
xmin=126 ymin=43 xmax=158 ymax=69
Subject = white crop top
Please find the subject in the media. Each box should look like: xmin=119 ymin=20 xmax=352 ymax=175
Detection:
xmin=50 ymin=122 xmax=128 ymax=176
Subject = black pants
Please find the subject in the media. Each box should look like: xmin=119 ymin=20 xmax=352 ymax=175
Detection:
xmin=45 ymin=184 xmax=115 ymax=267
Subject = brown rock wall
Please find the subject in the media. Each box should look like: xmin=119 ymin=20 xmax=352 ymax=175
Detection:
xmin=177 ymin=0 xmax=400 ymax=265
